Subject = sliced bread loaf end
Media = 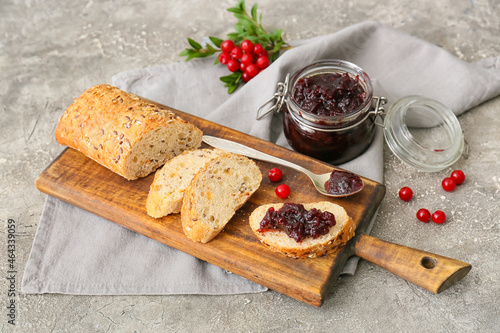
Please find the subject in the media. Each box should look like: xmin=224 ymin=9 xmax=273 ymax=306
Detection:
xmin=55 ymin=84 xmax=203 ymax=180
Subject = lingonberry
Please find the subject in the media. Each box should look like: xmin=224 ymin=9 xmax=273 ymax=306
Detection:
xmin=450 ymin=170 xmax=466 ymax=185
xmin=226 ymin=59 xmax=239 ymax=72
xmin=241 ymin=39 xmax=254 ymax=53
xmin=398 ymin=187 xmax=413 ymax=201
xmin=416 ymin=209 xmax=431 ymax=223
xmin=275 ymin=184 xmax=290 ymax=199
xmin=256 ymin=55 xmax=269 ymax=69
xmin=260 ymin=49 xmax=269 ymax=57
xmin=241 ymin=53 xmax=254 ymax=65
xmin=442 ymin=177 xmax=456 ymax=192
xmin=242 ymin=71 xmax=251 ymax=82
xmin=218 ymin=52 xmax=230 ymax=64
xmin=432 ymin=210 xmax=446 ymax=224
xmin=220 ymin=40 xmax=235 ymax=53
xmin=230 ymin=46 xmax=243 ymax=60
xmin=268 ymin=168 xmax=283 ymax=182
xmin=246 ymin=63 xmax=259 ymax=78
xmin=253 ymin=43 xmax=264 ymax=55
xmin=240 ymin=62 xmax=247 ymax=72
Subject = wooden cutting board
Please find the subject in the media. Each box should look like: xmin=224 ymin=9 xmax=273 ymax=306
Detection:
xmin=36 ymin=107 xmax=385 ymax=307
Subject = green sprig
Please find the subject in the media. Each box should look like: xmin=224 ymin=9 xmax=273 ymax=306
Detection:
xmin=179 ymin=0 xmax=289 ymax=93
xmin=220 ymin=72 xmax=242 ymax=94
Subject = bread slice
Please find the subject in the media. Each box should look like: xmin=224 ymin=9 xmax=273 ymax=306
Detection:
xmin=55 ymin=84 xmax=203 ymax=180
xmin=181 ymin=153 xmax=262 ymax=243
xmin=146 ymin=148 xmax=226 ymax=218
xmin=249 ymin=202 xmax=356 ymax=258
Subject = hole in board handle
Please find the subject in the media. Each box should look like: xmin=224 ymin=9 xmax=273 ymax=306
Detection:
xmin=421 ymin=256 xmax=438 ymax=269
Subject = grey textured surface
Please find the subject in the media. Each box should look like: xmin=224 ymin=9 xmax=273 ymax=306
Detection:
xmin=1 ymin=0 xmax=499 ymax=332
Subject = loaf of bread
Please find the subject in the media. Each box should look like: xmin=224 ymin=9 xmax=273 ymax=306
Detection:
xmin=249 ymin=202 xmax=356 ymax=258
xmin=146 ymin=148 xmax=226 ymax=218
xmin=55 ymin=84 xmax=203 ymax=180
xmin=181 ymin=153 xmax=262 ymax=243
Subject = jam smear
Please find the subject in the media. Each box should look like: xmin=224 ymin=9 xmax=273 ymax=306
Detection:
xmin=324 ymin=170 xmax=364 ymax=196
xmin=292 ymin=72 xmax=367 ymax=116
xmin=258 ymin=203 xmax=336 ymax=243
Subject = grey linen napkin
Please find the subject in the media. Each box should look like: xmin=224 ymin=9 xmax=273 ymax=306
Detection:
xmin=22 ymin=21 xmax=500 ymax=295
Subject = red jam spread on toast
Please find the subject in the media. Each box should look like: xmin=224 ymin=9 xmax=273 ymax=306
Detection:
xmin=258 ymin=203 xmax=336 ymax=242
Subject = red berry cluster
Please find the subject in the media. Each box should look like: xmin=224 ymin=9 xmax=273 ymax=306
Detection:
xmin=267 ymin=167 xmax=290 ymax=199
xmin=415 ymin=209 xmax=446 ymax=224
xmin=218 ymin=39 xmax=270 ymax=82
xmin=398 ymin=169 xmax=466 ymax=224
xmin=441 ymin=170 xmax=466 ymax=192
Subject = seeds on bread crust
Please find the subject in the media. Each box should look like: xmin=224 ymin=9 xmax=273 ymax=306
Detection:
xmin=55 ymin=84 xmax=203 ymax=180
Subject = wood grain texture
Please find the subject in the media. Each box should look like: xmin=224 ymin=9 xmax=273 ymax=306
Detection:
xmin=35 ymin=105 xmax=385 ymax=307
xmin=353 ymin=234 xmax=472 ymax=294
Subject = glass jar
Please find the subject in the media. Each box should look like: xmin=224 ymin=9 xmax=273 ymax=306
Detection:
xmin=258 ymin=59 xmax=466 ymax=171
xmin=282 ymin=60 xmax=383 ymax=164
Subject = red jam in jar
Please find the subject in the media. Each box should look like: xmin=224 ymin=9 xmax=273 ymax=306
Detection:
xmin=257 ymin=203 xmax=337 ymax=243
xmin=292 ymin=72 xmax=367 ymax=117
xmin=284 ymin=60 xmax=378 ymax=164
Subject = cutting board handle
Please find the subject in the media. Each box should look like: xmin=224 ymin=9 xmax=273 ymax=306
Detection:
xmin=353 ymin=233 xmax=472 ymax=293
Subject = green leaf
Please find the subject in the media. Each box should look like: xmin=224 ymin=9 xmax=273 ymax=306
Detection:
xmin=271 ymin=41 xmax=283 ymax=53
xmin=227 ymin=83 xmax=238 ymax=94
xmin=227 ymin=32 xmax=240 ymax=40
xmin=270 ymin=51 xmax=280 ymax=62
xmin=254 ymin=27 xmax=267 ymax=38
xmin=182 ymin=47 xmax=217 ymax=61
xmin=257 ymin=34 xmax=271 ymax=43
xmin=234 ymin=23 xmax=244 ymax=34
xmin=209 ymin=36 xmax=223 ymax=48
xmin=272 ymin=28 xmax=283 ymax=40
xmin=238 ymin=0 xmax=246 ymax=11
xmin=251 ymin=3 xmax=258 ymax=21
xmin=239 ymin=19 xmax=254 ymax=32
xmin=198 ymin=52 xmax=215 ymax=58
xmin=206 ymin=44 xmax=216 ymax=52
xmin=187 ymin=38 xmax=202 ymax=50
xmin=220 ymin=74 xmax=237 ymax=84
xmin=245 ymin=36 xmax=259 ymax=43
xmin=227 ymin=7 xmax=243 ymax=14
xmin=233 ymin=13 xmax=247 ymax=21
xmin=179 ymin=49 xmax=192 ymax=57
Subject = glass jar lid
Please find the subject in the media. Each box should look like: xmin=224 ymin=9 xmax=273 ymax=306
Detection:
xmin=383 ymin=96 xmax=465 ymax=172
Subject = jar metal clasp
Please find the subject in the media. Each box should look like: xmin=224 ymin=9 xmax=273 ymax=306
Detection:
xmin=256 ymin=74 xmax=290 ymax=120
xmin=370 ymin=96 xmax=388 ymax=128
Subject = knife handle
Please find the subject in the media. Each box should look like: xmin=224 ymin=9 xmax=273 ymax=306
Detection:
xmin=353 ymin=233 xmax=471 ymax=293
